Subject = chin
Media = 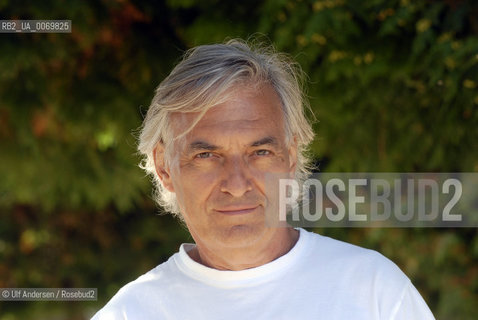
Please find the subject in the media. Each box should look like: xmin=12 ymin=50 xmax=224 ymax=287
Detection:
xmin=216 ymin=223 xmax=268 ymax=248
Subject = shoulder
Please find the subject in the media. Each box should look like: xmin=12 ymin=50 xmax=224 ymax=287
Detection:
xmin=300 ymin=228 xmax=410 ymax=291
xmin=304 ymin=229 xmax=405 ymax=270
xmin=91 ymin=255 xmax=177 ymax=320
xmin=298 ymin=229 xmax=431 ymax=318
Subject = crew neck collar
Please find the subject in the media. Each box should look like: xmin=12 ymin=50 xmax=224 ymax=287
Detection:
xmin=173 ymin=228 xmax=309 ymax=288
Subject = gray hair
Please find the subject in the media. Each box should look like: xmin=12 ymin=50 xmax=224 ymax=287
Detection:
xmin=137 ymin=39 xmax=315 ymax=216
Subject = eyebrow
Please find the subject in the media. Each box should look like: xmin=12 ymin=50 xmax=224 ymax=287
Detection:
xmin=250 ymin=136 xmax=279 ymax=148
xmin=186 ymin=136 xmax=280 ymax=153
xmin=187 ymin=141 xmax=219 ymax=152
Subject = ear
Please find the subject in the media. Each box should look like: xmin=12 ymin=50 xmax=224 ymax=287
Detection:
xmin=288 ymin=136 xmax=298 ymax=178
xmin=153 ymin=142 xmax=175 ymax=192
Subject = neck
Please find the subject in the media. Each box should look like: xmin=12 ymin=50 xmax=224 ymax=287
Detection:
xmin=188 ymin=227 xmax=299 ymax=271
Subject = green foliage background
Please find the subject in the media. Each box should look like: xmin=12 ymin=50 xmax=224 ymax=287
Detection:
xmin=0 ymin=0 xmax=477 ymax=319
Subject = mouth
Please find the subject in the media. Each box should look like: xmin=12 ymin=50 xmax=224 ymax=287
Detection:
xmin=215 ymin=205 xmax=260 ymax=215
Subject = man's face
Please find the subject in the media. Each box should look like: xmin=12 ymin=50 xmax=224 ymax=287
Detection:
xmin=159 ymin=84 xmax=297 ymax=252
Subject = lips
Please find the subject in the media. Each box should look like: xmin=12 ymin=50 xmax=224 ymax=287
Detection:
xmin=214 ymin=205 xmax=260 ymax=215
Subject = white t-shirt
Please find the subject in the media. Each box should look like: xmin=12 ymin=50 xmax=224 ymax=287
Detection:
xmin=91 ymin=228 xmax=435 ymax=319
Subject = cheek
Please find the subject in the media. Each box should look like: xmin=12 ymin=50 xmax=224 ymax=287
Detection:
xmin=173 ymin=167 xmax=220 ymax=209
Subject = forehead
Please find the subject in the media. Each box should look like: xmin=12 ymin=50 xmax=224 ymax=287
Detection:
xmin=170 ymin=84 xmax=286 ymax=144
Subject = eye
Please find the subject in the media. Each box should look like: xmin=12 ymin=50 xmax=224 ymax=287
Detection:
xmin=195 ymin=152 xmax=214 ymax=159
xmin=254 ymin=149 xmax=271 ymax=156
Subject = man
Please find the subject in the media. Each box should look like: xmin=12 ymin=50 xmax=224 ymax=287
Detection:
xmin=92 ymin=39 xmax=435 ymax=319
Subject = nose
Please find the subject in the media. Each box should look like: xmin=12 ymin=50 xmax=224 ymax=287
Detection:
xmin=220 ymin=156 xmax=253 ymax=197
